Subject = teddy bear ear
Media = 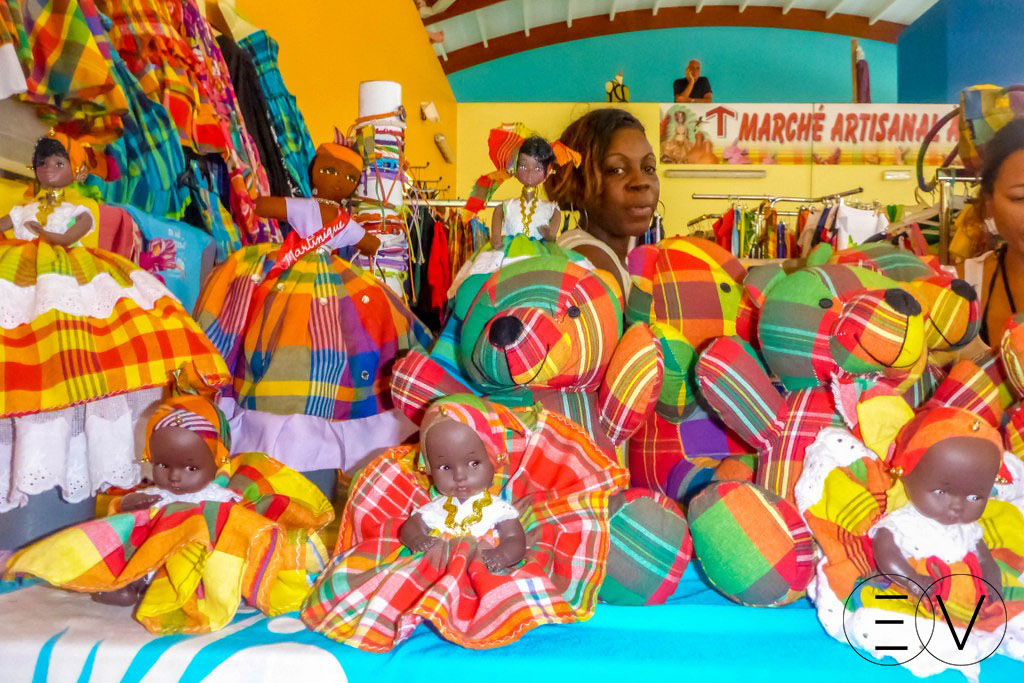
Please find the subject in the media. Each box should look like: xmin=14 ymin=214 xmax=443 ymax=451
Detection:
xmin=805 ymin=243 xmax=834 ymax=266
xmin=830 ymin=375 xmax=913 ymax=459
xmin=743 ymin=263 xmax=786 ymax=309
xmin=927 ymin=358 xmax=1004 ymax=427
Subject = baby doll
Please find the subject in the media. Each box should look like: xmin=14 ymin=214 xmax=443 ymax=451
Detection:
xmin=489 ymin=136 xmax=562 ymax=248
xmin=871 ymin=407 xmax=1010 ymax=607
xmin=0 ymin=135 xmax=95 ymax=247
xmin=399 ymin=407 xmax=526 ymax=571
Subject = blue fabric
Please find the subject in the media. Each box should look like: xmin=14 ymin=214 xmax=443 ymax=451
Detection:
xmin=116 ymin=204 xmax=212 ymax=313
xmin=4 ymin=563 xmax=1022 ymax=680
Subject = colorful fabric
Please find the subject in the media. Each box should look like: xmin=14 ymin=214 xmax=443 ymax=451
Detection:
xmin=145 ymin=393 xmax=232 ymax=467
xmin=194 ymin=242 xmax=429 ymax=420
xmin=239 ymin=30 xmax=316 ymax=199
xmin=958 ymin=85 xmax=1024 ymax=172
xmin=600 ymin=489 xmax=692 ymax=606
xmin=5 ymin=452 xmax=333 ymax=635
xmin=301 ymin=401 xmax=628 ymax=651
xmin=890 ymin=406 xmax=1010 ymax=481
xmin=0 ymin=239 xmax=229 ymax=417
xmin=687 ymin=481 xmax=815 ymax=607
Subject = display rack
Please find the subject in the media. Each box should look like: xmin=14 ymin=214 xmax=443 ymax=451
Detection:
xmin=935 ymin=167 xmax=980 ymax=264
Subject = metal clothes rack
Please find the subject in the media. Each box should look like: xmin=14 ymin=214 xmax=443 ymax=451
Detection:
xmin=406 ymin=199 xmax=499 ymax=208
xmin=690 ymin=186 xmax=864 ymax=206
xmin=935 ymin=168 xmax=980 ymax=265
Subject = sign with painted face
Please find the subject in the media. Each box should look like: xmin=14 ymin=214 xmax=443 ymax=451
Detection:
xmin=659 ymin=103 xmax=959 ymax=165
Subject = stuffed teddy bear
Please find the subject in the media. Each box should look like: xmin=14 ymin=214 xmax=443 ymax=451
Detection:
xmin=687 ymin=245 xmax=933 ymax=607
xmin=390 ymin=247 xmax=693 ymax=605
xmin=623 ymin=237 xmax=757 ymax=502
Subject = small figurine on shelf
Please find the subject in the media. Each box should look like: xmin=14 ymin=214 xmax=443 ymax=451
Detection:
xmin=0 ymin=134 xmax=228 ymax=549
xmin=4 ymin=370 xmax=334 ymax=635
xmin=398 ymin=404 xmax=526 ymax=571
xmin=489 ymin=136 xmax=562 ymax=249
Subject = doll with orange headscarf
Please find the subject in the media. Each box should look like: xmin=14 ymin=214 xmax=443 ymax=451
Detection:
xmin=0 ymin=135 xmax=228 ymax=546
xmin=193 ymin=141 xmax=431 ymax=485
xmin=3 ymin=373 xmax=334 ymax=635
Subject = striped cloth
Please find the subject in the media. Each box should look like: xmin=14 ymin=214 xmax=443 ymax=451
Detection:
xmin=0 ymin=239 xmax=229 ymax=417
xmin=194 ymin=243 xmax=430 ymax=420
xmin=301 ymin=399 xmax=628 ymax=651
xmin=4 ymin=452 xmax=334 ymax=635
xmin=239 ymin=30 xmax=316 ymax=199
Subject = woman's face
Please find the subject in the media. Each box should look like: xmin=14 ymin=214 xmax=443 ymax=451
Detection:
xmin=985 ymin=148 xmax=1024 ymax=254
xmin=584 ymin=127 xmax=659 ymax=238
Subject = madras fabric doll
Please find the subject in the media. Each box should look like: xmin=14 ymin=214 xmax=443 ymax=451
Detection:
xmin=623 ymin=237 xmax=757 ymax=503
xmin=797 ymin=366 xmax=1024 ymax=680
xmin=301 ymin=394 xmax=627 ymax=651
xmin=4 ymin=387 xmax=334 ymax=635
xmin=391 ymin=253 xmax=694 ymax=606
xmin=0 ymin=134 xmax=229 ymax=545
xmin=688 ymin=244 xmax=932 ymax=607
xmin=194 ymin=141 xmax=431 ymax=476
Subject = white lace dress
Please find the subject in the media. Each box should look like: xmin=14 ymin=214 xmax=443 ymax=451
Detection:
xmin=500 ymin=197 xmax=557 ymax=240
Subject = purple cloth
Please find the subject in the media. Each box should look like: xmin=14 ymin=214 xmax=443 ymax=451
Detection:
xmin=856 ymin=59 xmax=871 ymax=103
xmin=285 ymin=197 xmax=367 ymax=250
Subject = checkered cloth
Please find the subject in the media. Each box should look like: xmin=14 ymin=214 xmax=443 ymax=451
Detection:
xmin=688 ymin=480 xmax=815 ymax=607
xmin=4 ymin=453 xmax=333 ymax=635
xmin=16 ymin=0 xmax=128 ymax=128
xmin=0 ymin=240 xmax=229 ymax=417
xmin=194 ymin=243 xmax=430 ymax=420
xmin=239 ymin=30 xmax=316 ymax=199
xmin=301 ymin=399 xmax=628 ymax=651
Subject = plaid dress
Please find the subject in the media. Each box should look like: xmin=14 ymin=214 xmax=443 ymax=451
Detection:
xmin=194 ymin=199 xmax=430 ymax=420
xmin=302 ymin=399 xmax=628 ymax=651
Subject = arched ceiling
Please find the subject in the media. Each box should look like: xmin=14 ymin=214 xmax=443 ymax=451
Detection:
xmin=421 ymin=0 xmax=938 ymax=73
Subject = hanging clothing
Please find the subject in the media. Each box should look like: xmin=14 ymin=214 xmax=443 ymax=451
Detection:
xmin=239 ymin=30 xmax=317 ymax=199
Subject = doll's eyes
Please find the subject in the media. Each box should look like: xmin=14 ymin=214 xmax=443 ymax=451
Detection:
xmin=319 ymin=167 xmax=339 ymax=176
xmin=932 ymin=489 xmax=945 ymax=495
xmin=438 ymin=465 xmax=450 ymax=471
xmin=347 ymin=175 xmax=358 ymax=183
xmin=187 ymin=466 xmax=198 ymax=472
xmin=156 ymin=463 xmax=167 ymax=469
xmin=967 ymin=494 xmax=980 ymax=502
xmin=469 ymin=460 xmax=481 ymax=468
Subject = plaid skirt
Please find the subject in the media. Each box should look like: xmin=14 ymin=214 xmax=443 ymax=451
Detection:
xmin=0 ymin=239 xmax=229 ymax=417
xmin=194 ymin=244 xmax=430 ymax=421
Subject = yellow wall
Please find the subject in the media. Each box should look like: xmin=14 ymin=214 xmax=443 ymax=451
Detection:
xmin=457 ymin=103 xmax=935 ymax=236
xmin=236 ymin=0 xmax=457 ymax=191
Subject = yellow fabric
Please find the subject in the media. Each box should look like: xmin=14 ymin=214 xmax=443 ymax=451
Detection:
xmin=856 ymin=395 xmax=915 ymax=460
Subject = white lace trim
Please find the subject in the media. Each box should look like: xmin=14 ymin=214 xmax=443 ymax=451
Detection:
xmin=0 ymin=389 xmax=163 ymax=511
xmin=0 ymin=269 xmax=173 ymax=329
xmin=795 ymin=427 xmax=878 ymax=515
xmin=135 ymin=482 xmax=241 ymax=506
xmin=869 ymin=504 xmax=983 ymax=564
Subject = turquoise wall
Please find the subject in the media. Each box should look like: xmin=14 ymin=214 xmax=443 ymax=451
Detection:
xmin=448 ymin=26 xmax=898 ymax=103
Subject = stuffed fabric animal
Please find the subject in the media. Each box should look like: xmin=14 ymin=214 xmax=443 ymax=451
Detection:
xmin=624 ymin=237 xmax=756 ymax=502
xmin=688 ymin=245 xmax=932 ymax=607
xmin=390 ymin=249 xmax=691 ymax=605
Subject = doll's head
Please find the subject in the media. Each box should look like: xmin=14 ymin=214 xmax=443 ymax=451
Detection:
xmin=515 ymin=136 xmax=556 ymax=189
xmin=546 ymin=108 xmax=659 ymax=239
xmin=143 ymin=395 xmax=232 ymax=495
xmin=310 ymin=142 xmax=363 ymax=203
xmin=32 ymin=137 xmax=79 ymax=190
xmin=419 ymin=396 xmax=510 ymax=502
xmin=890 ymin=407 xmax=1011 ymax=525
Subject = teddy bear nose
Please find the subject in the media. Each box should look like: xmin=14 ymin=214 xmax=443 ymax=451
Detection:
xmin=951 ymin=278 xmax=977 ymax=302
xmin=489 ymin=316 xmax=524 ymax=349
xmin=883 ymin=288 xmax=921 ymax=316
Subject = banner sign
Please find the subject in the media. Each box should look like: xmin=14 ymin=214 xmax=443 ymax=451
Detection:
xmin=659 ymin=103 xmax=958 ymax=165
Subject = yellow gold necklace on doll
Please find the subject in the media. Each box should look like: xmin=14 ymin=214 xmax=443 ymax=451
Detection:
xmin=35 ymin=188 xmax=66 ymax=227
xmin=519 ymin=187 xmax=538 ymax=235
xmin=442 ymin=491 xmax=492 ymax=535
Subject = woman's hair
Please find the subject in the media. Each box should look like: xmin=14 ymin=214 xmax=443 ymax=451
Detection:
xmin=545 ymin=108 xmax=645 ymax=210
xmin=981 ymin=118 xmax=1024 ymax=194
xmin=32 ymin=137 xmax=70 ymax=169
xmin=517 ymin=136 xmax=556 ymax=169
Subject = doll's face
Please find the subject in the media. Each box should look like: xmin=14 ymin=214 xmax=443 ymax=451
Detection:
xmin=35 ymin=154 xmax=75 ymax=189
xmin=149 ymin=427 xmax=218 ymax=495
xmin=901 ymin=436 xmax=1001 ymax=525
xmin=311 ymin=154 xmax=360 ymax=202
xmin=515 ymin=153 xmax=549 ymax=189
xmin=423 ymin=419 xmax=495 ymax=503
xmin=582 ymin=127 xmax=659 ymax=238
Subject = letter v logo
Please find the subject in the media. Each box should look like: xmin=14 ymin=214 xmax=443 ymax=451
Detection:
xmin=936 ymin=595 xmax=985 ymax=650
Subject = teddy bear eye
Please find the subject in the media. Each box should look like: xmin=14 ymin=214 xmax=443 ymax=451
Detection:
xmin=818 ymin=298 xmax=834 ymax=309
xmin=567 ymin=305 xmax=581 ymax=319
xmin=719 ymin=282 xmax=731 ymax=294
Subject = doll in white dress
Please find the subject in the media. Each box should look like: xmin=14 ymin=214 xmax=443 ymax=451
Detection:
xmin=489 ymin=136 xmax=562 ymax=248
